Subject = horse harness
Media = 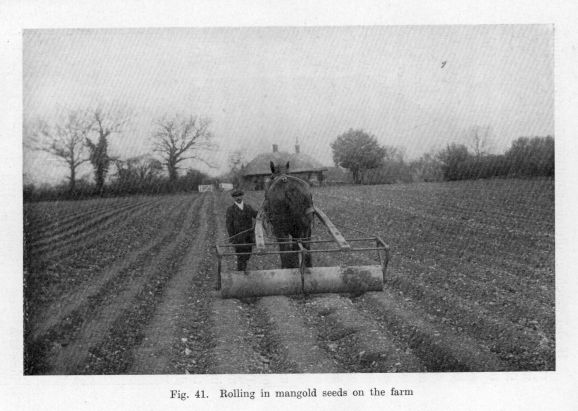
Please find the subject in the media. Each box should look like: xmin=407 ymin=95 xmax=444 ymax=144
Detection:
xmin=265 ymin=173 xmax=316 ymax=216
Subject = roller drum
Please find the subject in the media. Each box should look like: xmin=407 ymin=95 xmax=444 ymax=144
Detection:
xmin=220 ymin=265 xmax=384 ymax=298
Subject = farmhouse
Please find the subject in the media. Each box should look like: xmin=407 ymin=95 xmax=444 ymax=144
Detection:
xmin=242 ymin=143 xmax=327 ymax=190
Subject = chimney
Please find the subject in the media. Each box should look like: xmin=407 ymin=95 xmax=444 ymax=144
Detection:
xmin=295 ymin=137 xmax=300 ymax=154
xmin=272 ymin=144 xmax=278 ymax=153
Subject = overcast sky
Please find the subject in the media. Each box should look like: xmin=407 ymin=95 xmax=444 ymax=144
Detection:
xmin=23 ymin=25 xmax=553 ymax=184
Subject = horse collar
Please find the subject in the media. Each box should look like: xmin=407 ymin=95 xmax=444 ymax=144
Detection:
xmin=266 ymin=174 xmax=310 ymax=198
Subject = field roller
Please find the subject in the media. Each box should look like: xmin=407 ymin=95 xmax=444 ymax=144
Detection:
xmin=216 ymin=206 xmax=390 ymax=299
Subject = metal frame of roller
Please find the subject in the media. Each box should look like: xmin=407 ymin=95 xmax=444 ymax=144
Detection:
xmin=216 ymin=206 xmax=390 ymax=299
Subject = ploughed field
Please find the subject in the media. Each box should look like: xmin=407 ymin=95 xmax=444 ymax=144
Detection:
xmin=23 ymin=179 xmax=554 ymax=374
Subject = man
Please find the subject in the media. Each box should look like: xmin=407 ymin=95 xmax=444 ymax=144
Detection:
xmin=226 ymin=189 xmax=258 ymax=271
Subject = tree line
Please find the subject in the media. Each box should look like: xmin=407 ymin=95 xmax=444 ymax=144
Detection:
xmin=24 ymin=108 xmax=217 ymax=201
xmin=24 ymin=108 xmax=554 ymax=202
xmin=330 ymin=129 xmax=554 ymax=185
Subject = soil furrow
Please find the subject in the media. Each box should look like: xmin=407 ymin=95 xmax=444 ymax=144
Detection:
xmin=398 ymin=259 xmax=555 ymax=334
xmin=315 ymin=240 xmax=553 ymax=370
xmin=208 ymin=299 xmax=270 ymax=374
xmin=254 ymin=296 xmax=343 ymax=373
xmin=359 ymin=290 xmax=509 ymax=372
xmin=27 ymin=197 xmax=140 ymax=242
xmin=302 ymin=294 xmax=424 ymax=372
xmin=27 ymin=198 xmax=187 ymax=342
xmin=310 ymin=197 xmax=554 ymax=338
xmin=24 ymin=198 xmax=123 ymax=234
xmin=208 ymin=192 xmax=270 ymax=374
xmin=24 ymin=197 xmax=192 ymax=375
xmin=23 ymin=178 xmax=554 ymax=375
xmin=29 ymin=198 xmax=146 ymax=246
xmin=305 ymin=252 xmax=425 ymax=372
xmin=23 ymin=196 xmax=186 ymax=327
xmin=241 ymin=190 xmax=488 ymax=373
xmin=316 ymin=192 xmax=553 ymax=266
xmin=129 ymin=194 xmax=211 ymax=374
xmin=296 ymin=216 xmax=528 ymax=370
xmin=29 ymin=198 xmax=160 ymax=254
xmin=27 ymin=200 xmax=164 ymax=264
xmin=315 ymin=181 xmax=553 ymax=226
xmin=40 ymin=195 xmax=202 ymax=374
xmin=174 ymin=193 xmax=219 ymax=374
xmin=82 ymin=194 xmax=206 ymax=374
xmin=383 ymin=269 xmax=554 ymax=369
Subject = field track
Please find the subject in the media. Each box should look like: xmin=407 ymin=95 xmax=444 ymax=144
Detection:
xmin=23 ymin=179 xmax=555 ymax=374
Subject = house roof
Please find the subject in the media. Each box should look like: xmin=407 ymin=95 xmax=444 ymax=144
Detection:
xmin=243 ymin=151 xmax=327 ymax=177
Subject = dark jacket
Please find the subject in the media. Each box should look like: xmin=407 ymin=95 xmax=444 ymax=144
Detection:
xmin=226 ymin=203 xmax=258 ymax=244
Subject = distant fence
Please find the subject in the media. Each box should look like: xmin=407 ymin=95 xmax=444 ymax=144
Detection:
xmin=198 ymin=185 xmax=214 ymax=192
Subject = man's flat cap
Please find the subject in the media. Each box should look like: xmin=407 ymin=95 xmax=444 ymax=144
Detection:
xmin=231 ymin=189 xmax=244 ymax=197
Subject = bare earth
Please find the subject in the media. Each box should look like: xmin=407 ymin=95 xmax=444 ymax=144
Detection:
xmin=23 ymin=179 xmax=555 ymax=374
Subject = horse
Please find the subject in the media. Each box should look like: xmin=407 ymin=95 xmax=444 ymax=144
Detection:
xmin=263 ymin=160 xmax=315 ymax=269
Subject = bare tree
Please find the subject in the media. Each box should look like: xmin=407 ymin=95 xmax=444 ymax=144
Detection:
xmin=86 ymin=108 xmax=128 ymax=195
xmin=228 ymin=150 xmax=245 ymax=172
xmin=113 ymin=155 xmax=163 ymax=186
xmin=131 ymin=156 xmax=163 ymax=182
xmin=27 ymin=111 xmax=91 ymax=193
xmin=467 ymin=125 xmax=494 ymax=158
xmin=152 ymin=114 xmax=215 ymax=184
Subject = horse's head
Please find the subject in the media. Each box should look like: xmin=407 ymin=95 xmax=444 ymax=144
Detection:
xmin=270 ymin=161 xmax=290 ymax=182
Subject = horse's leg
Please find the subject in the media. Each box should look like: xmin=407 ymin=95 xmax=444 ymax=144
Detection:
xmin=301 ymin=224 xmax=313 ymax=268
xmin=278 ymin=227 xmax=299 ymax=269
xmin=290 ymin=238 xmax=301 ymax=268
xmin=288 ymin=225 xmax=309 ymax=269
xmin=273 ymin=226 xmax=295 ymax=269
xmin=278 ymin=237 xmax=290 ymax=269
xmin=284 ymin=238 xmax=300 ymax=269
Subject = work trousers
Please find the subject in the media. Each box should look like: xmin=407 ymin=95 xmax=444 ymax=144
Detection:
xmin=234 ymin=244 xmax=253 ymax=271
